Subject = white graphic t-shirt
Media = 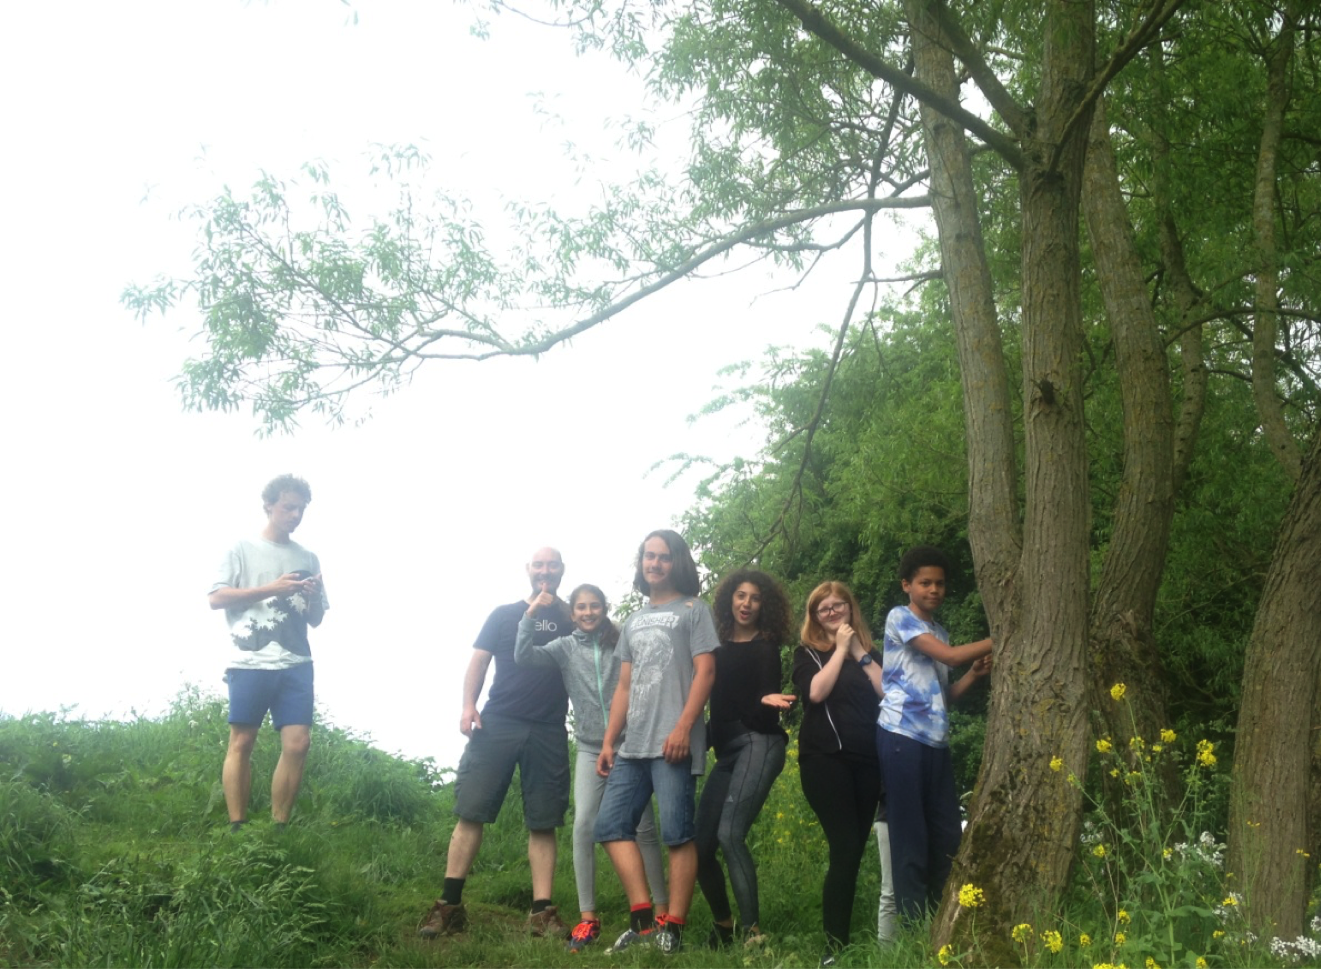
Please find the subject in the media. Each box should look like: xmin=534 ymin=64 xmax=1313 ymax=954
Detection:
xmin=212 ymin=536 xmax=328 ymax=671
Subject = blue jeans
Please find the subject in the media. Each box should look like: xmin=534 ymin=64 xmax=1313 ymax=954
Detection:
xmin=876 ymin=726 xmax=961 ymax=921
xmin=695 ymin=730 xmax=786 ymax=926
xmin=594 ymin=756 xmax=698 ymax=847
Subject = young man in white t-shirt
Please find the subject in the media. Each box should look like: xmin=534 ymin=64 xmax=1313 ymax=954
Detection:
xmin=209 ymin=474 xmax=327 ymax=831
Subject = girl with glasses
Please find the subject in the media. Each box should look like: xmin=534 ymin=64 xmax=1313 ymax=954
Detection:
xmin=792 ymin=581 xmax=886 ymax=964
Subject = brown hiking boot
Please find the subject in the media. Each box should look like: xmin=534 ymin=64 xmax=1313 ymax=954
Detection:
xmin=527 ymin=904 xmax=570 ymax=938
xmin=417 ymin=899 xmax=466 ymax=938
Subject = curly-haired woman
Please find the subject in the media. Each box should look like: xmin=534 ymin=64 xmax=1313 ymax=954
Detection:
xmin=695 ymin=569 xmax=796 ymax=947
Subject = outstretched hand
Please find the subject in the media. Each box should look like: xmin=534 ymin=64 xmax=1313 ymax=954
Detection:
xmin=760 ymin=693 xmax=797 ymax=710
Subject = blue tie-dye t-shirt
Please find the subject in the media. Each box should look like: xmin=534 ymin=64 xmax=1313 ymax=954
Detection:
xmin=878 ymin=604 xmax=951 ymax=748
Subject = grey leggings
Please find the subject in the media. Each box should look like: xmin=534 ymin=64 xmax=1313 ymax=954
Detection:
xmin=574 ymin=747 xmax=668 ymax=913
xmin=695 ymin=730 xmax=786 ymax=927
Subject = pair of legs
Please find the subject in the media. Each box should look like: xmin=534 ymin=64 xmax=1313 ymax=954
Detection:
xmin=574 ymin=746 xmax=668 ymax=920
xmin=876 ymin=727 xmax=961 ymax=921
xmin=223 ymin=664 xmax=314 ymax=823
xmin=799 ymin=751 xmax=881 ymax=950
xmin=444 ymin=713 xmax=570 ymax=904
xmin=695 ymin=730 xmax=786 ymax=932
xmin=596 ymin=756 xmax=699 ymax=922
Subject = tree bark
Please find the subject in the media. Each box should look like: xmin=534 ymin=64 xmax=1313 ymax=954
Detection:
xmin=920 ymin=0 xmax=1097 ymax=956
xmin=1082 ymin=98 xmax=1179 ymax=798
xmin=1229 ymin=427 xmax=1321 ymax=936
xmin=1250 ymin=0 xmax=1304 ymax=482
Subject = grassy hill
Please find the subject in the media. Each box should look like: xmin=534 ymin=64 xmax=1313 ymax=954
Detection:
xmin=0 ymin=689 xmax=904 ymax=968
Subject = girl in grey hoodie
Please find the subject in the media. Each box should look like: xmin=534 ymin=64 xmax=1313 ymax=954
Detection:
xmin=516 ymin=583 xmax=669 ymax=951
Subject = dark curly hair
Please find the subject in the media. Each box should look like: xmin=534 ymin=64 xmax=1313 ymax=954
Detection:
xmin=261 ymin=473 xmax=311 ymax=506
xmin=568 ymin=583 xmax=619 ymax=651
xmin=898 ymin=545 xmax=952 ymax=582
xmin=711 ymin=569 xmax=794 ymax=645
xmin=633 ymin=529 xmax=701 ymax=598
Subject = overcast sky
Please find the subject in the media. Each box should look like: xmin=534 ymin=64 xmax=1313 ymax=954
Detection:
xmin=0 ymin=0 xmax=919 ymax=769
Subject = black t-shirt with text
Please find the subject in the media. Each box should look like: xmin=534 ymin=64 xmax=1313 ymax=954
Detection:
xmin=476 ymin=600 xmax=572 ymax=723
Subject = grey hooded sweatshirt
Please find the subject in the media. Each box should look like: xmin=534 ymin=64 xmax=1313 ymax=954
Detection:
xmin=514 ymin=613 xmax=621 ymax=750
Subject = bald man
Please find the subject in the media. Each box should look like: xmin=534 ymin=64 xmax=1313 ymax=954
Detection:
xmin=418 ymin=547 xmax=575 ymax=940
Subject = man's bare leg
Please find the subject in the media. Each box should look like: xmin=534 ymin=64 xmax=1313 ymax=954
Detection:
xmin=665 ymin=841 xmax=698 ymax=921
xmin=529 ymin=828 xmax=557 ymax=900
xmin=223 ymin=725 xmax=258 ymax=823
xmin=447 ymin=818 xmax=485 ymax=878
xmin=271 ymin=724 xmax=311 ymax=823
xmin=603 ymin=840 xmax=650 ymax=907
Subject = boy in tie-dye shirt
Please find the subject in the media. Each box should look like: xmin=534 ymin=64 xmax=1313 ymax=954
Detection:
xmin=877 ymin=546 xmax=992 ymax=922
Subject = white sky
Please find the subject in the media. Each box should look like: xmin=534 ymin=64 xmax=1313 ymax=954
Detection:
xmin=0 ymin=0 xmax=920 ymax=769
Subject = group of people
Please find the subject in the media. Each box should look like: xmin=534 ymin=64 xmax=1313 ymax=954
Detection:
xmin=209 ymin=475 xmax=993 ymax=964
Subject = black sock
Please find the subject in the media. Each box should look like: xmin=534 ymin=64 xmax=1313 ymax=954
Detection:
xmin=712 ymin=921 xmax=734 ymax=943
xmin=442 ymin=877 xmax=465 ymax=906
xmin=666 ymin=915 xmax=686 ymax=938
xmin=531 ymin=898 xmax=552 ymax=914
xmin=630 ymin=904 xmax=654 ymax=933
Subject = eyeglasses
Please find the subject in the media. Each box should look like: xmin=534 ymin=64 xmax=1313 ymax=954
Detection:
xmin=816 ymin=602 xmax=850 ymax=617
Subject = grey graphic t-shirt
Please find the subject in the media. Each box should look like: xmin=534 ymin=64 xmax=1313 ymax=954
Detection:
xmin=617 ymin=596 xmax=719 ymax=773
xmin=212 ymin=537 xmax=328 ymax=671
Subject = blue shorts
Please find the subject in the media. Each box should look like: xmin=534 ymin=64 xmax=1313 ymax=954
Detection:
xmin=594 ymin=756 xmax=697 ymax=847
xmin=226 ymin=664 xmax=314 ymax=730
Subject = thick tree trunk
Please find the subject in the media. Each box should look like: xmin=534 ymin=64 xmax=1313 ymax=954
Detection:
xmin=1082 ymin=99 xmax=1178 ymax=797
xmin=924 ymin=2 xmax=1097 ymax=958
xmin=1229 ymin=428 xmax=1321 ymax=936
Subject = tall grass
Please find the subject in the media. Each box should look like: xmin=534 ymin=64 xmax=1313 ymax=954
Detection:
xmin=2 ymin=688 xmax=1319 ymax=967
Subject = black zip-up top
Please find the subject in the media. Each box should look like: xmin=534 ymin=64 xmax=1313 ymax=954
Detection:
xmin=791 ymin=644 xmax=881 ymax=761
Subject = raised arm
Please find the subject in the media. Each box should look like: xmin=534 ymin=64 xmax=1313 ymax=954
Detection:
xmin=514 ymin=612 xmax=562 ymax=667
xmin=909 ymin=633 xmax=993 ymax=668
xmin=950 ymin=654 xmax=993 ymax=704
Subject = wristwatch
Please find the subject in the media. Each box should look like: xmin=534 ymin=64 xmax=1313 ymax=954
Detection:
xmin=858 ymin=652 xmax=874 ymax=667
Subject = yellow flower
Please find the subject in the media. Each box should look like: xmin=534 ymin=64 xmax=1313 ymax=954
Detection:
xmin=1197 ymin=739 xmax=1217 ymax=768
xmin=1221 ymin=896 xmax=1238 ymax=907
xmin=938 ymin=943 xmax=954 ymax=966
xmin=1110 ymin=768 xmax=1121 ymax=778
xmin=1162 ymin=847 xmax=1173 ymax=859
xmin=1117 ymin=909 xmax=1131 ymax=925
xmin=1146 ymin=958 xmax=1162 ymax=969
xmin=1212 ymin=930 xmax=1225 ymax=939
xmin=1067 ymin=772 xmax=1077 ymax=784
xmin=1012 ymin=923 xmax=1033 ymax=943
xmin=1151 ymin=744 xmax=1163 ymax=753
xmin=1115 ymin=932 xmax=1127 ymax=945
xmin=1097 ymin=738 xmax=1114 ymax=754
xmin=1298 ymin=849 xmax=1312 ymax=858
xmin=1079 ymin=933 xmax=1092 ymax=947
xmin=1050 ymin=756 xmax=1064 ymax=772
xmin=1042 ymin=929 xmax=1063 ymax=953
xmin=1160 ymin=728 xmax=1176 ymax=743
xmin=958 ymin=884 xmax=985 ymax=908
xmin=1093 ymin=844 xmax=1107 ymax=858
xmin=1196 ymin=960 xmax=1208 ymax=969
xmin=1129 ymin=735 xmax=1145 ymax=751
xmin=1110 ymin=683 xmax=1127 ymax=701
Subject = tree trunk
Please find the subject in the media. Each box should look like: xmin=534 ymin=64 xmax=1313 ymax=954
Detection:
xmin=1229 ymin=427 xmax=1321 ymax=936
xmin=1250 ymin=0 xmax=1304 ymax=482
xmin=926 ymin=1 xmax=1097 ymax=957
xmin=1082 ymin=98 xmax=1179 ymax=800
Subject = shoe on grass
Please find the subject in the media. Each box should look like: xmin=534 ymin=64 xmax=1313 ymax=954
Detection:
xmin=417 ymin=899 xmax=466 ymax=938
xmin=654 ymin=917 xmax=683 ymax=955
xmin=608 ymin=927 xmax=653 ymax=953
xmin=706 ymin=922 xmax=735 ymax=949
xmin=527 ymin=904 xmax=570 ymax=938
xmin=566 ymin=918 xmax=601 ymax=952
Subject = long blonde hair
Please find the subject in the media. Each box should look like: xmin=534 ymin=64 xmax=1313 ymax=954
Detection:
xmin=800 ymin=581 xmax=875 ymax=653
